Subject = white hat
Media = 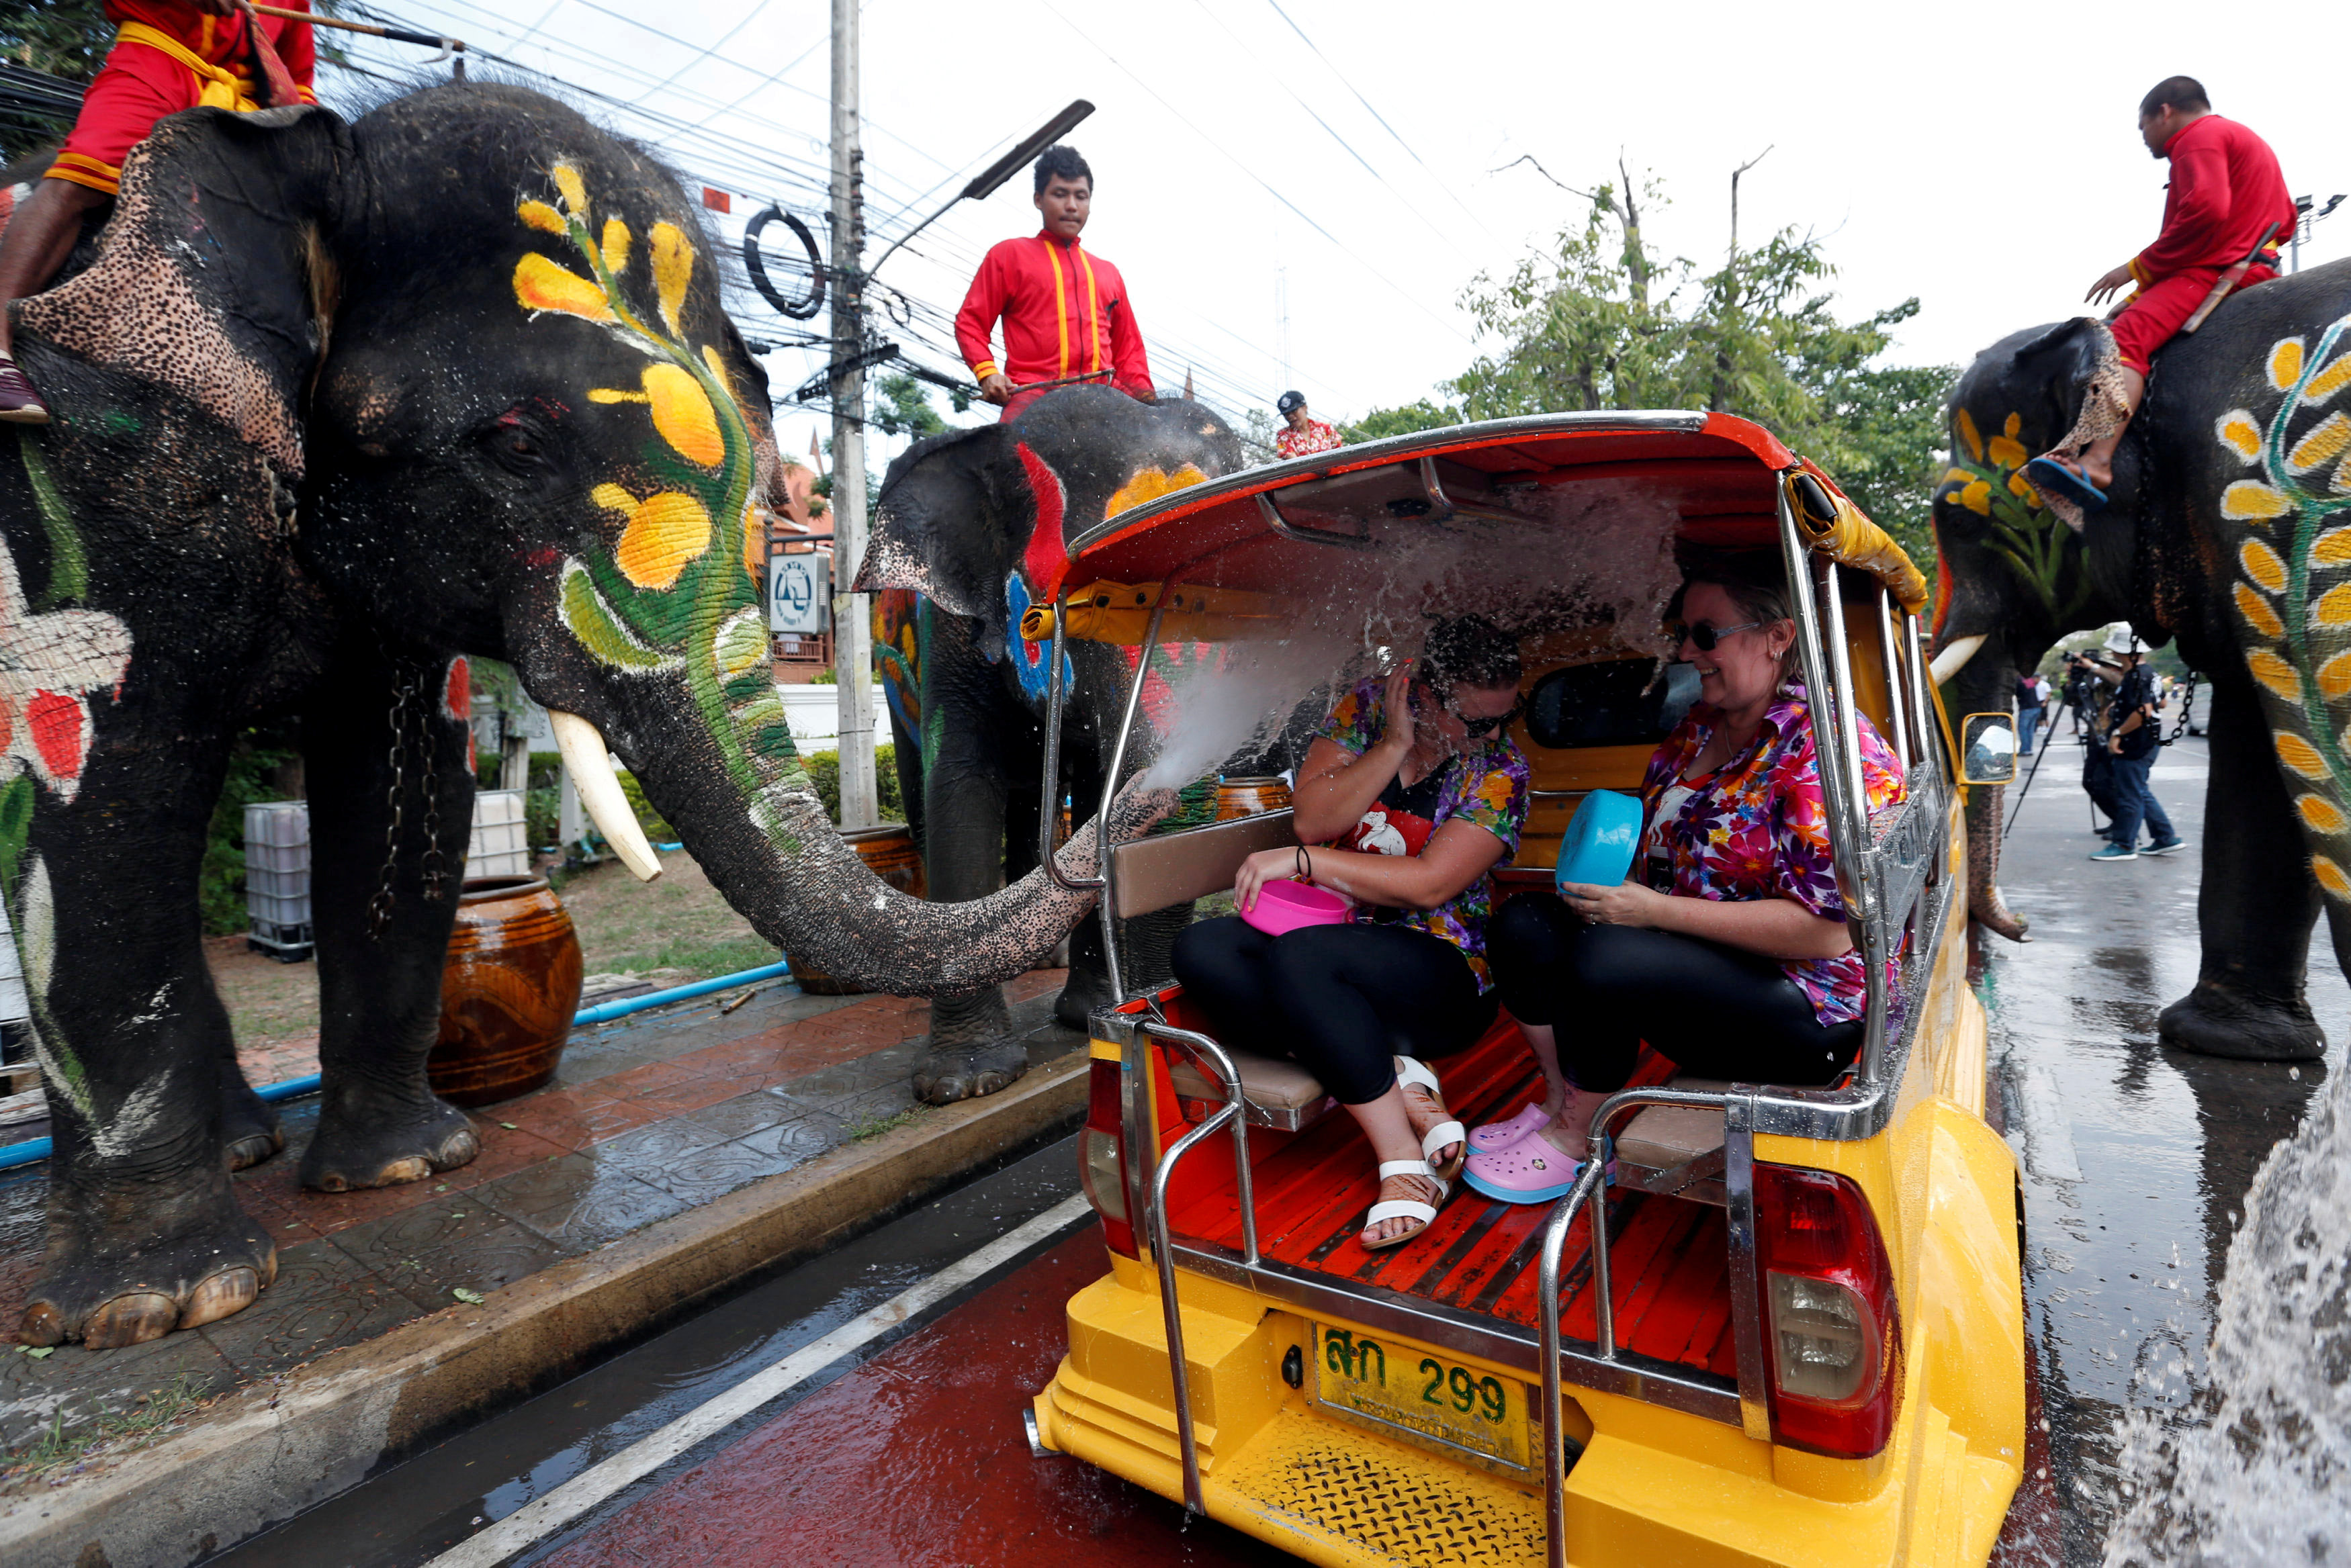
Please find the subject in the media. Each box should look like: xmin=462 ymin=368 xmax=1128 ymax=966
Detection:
xmin=2102 ymin=626 xmax=2142 ymax=655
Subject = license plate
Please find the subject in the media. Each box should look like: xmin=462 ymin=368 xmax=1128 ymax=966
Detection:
xmin=1310 ymin=1324 xmax=1532 ymax=1472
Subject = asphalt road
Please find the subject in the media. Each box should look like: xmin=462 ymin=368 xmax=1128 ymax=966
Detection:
xmin=207 ymin=729 xmax=2338 ymax=1567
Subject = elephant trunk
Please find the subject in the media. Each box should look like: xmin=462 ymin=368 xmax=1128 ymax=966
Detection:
xmin=608 ymin=695 xmax=1151 ymax=998
xmin=1963 ymin=781 xmax=2029 ymax=941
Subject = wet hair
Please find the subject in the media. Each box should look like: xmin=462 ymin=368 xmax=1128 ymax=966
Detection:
xmin=1669 ymin=551 xmax=1800 ymax=683
xmin=2139 ymin=76 xmax=2209 ymax=117
xmin=1033 ymin=145 xmax=1092 ymax=195
xmin=1421 ymin=614 xmax=1522 ymax=694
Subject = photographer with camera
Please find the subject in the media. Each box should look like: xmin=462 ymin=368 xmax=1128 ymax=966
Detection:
xmin=2086 ymin=629 xmax=2186 ymax=862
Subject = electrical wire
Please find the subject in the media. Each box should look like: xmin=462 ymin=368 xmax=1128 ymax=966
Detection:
xmin=1258 ymin=0 xmax=1493 ymax=238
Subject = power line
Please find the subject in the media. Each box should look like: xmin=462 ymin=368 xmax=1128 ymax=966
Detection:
xmin=1028 ymin=0 xmax=1470 ymax=348
xmin=1257 ymin=0 xmax=1493 ymax=239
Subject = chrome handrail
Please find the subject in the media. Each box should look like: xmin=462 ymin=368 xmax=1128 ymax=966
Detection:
xmin=1091 ymin=597 xmax=1169 ymax=999
xmin=1038 ymin=596 xmax=1104 ymax=894
xmin=1875 ymin=588 xmax=1912 ymax=772
xmin=1141 ymin=1019 xmax=1258 ymax=1514
xmin=1533 ymin=1084 xmax=1757 ymax=1566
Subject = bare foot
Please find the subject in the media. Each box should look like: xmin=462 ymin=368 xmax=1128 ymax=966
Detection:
xmin=1362 ymin=1170 xmax=1442 ymax=1246
xmin=1398 ymin=1074 xmax=1462 ymax=1171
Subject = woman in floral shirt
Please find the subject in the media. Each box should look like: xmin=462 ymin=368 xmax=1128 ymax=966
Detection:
xmin=1467 ymin=563 xmax=1904 ymax=1204
xmin=1173 ymin=616 xmax=1531 ymax=1250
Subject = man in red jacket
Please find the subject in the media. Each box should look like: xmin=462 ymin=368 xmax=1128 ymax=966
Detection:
xmin=0 ymin=0 xmax=316 ymax=423
xmin=955 ymin=145 xmax=1155 ymax=422
xmin=2029 ymin=76 xmax=2295 ymax=506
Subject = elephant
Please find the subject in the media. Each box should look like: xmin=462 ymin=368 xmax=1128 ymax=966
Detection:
xmin=858 ymin=387 xmax=1243 ymax=1103
xmin=1931 ymin=257 xmax=2351 ymax=1061
xmin=0 ymin=84 xmax=1145 ymax=1348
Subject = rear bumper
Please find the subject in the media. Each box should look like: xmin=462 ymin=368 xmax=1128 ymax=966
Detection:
xmin=1032 ymin=1113 xmax=2023 ymax=1568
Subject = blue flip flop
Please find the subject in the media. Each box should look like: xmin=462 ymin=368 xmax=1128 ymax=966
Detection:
xmin=2024 ymin=457 xmax=2107 ymax=512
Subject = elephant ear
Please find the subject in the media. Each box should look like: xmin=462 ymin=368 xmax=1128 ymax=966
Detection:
xmin=856 ymin=423 xmax=1024 ymax=618
xmin=16 ymin=105 xmax=351 ymax=480
xmin=2014 ymin=317 xmax=2131 ymax=475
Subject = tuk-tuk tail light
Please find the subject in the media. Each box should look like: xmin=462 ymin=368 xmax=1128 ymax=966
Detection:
xmin=1079 ymin=1056 xmax=1138 ymax=1258
xmin=1753 ymin=1163 xmax=1900 ymax=1459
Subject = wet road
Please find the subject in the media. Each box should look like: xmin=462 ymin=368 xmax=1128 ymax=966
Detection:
xmin=210 ymin=731 xmax=2342 ymax=1567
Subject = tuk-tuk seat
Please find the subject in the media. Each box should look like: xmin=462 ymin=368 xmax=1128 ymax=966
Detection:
xmin=1614 ymin=1076 xmax=1730 ymax=1205
xmin=1169 ymin=1046 xmax=1335 ymax=1132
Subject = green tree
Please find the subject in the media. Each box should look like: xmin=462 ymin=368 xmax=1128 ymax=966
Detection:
xmin=1452 ymin=167 xmax=1952 ymax=610
xmin=1340 ymin=398 xmax=1462 ymax=445
xmin=870 ymin=373 xmax=951 ymax=439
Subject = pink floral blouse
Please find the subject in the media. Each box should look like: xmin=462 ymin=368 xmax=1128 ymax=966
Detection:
xmin=1637 ymin=678 xmax=1906 ymax=1025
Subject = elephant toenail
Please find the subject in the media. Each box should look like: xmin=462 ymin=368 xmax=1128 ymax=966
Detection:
xmin=18 ymin=1301 xmax=66 ymax=1347
xmin=376 ymin=1156 xmax=432 ymax=1186
xmin=181 ymin=1267 xmax=261 ymax=1330
xmin=84 ymin=1291 xmax=179 ymax=1348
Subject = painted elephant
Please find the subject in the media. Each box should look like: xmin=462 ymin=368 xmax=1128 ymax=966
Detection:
xmin=0 ymin=85 xmax=1142 ymax=1347
xmin=858 ymin=387 xmax=1241 ymax=1103
xmin=1933 ymin=257 xmax=2351 ymax=1060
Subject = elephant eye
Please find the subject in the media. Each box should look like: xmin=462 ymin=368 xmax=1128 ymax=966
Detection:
xmin=478 ymin=412 xmax=556 ymax=476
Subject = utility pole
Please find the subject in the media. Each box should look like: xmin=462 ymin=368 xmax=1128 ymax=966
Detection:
xmin=828 ymin=0 xmax=879 ymax=829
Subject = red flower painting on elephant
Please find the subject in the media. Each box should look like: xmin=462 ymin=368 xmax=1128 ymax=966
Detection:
xmin=0 ymin=534 xmax=132 ymax=802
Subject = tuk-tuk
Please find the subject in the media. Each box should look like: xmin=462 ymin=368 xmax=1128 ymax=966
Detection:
xmin=1020 ymin=412 xmax=2025 ymax=1567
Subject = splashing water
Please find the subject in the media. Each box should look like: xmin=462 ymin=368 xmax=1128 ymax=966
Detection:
xmin=1130 ymin=481 xmax=1685 ymax=792
xmin=2100 ymin=1058 xmax=2351 ymax=1566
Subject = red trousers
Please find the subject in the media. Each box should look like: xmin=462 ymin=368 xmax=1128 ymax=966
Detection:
xmin=2111 ymin=263 xmax=2278 ymax=375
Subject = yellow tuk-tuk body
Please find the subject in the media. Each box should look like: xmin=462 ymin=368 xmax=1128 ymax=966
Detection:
xmin=1022 ymin=413 xmax=2025 ymax=1567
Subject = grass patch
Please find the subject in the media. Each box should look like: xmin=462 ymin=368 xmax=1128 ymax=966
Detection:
xmin=845 ymin=1104 xmax=931 ymax=1142
xmin=595 ymin=935 xmax=779 ymax=981
xmin=2 ymin=1373 xmax=216 ymax=1478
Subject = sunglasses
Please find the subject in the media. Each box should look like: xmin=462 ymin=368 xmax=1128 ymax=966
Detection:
xmin=1668 ymin=619 xmax=1762 ymax=653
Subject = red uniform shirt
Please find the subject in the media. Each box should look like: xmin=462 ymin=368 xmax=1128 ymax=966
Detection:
xmin=49 ymin=0 xmax=316 ymax=197
xmin=955 ymin=231 xmax=1152 ymax=398
xmin=2129 ymin=115 xmax=2294 ymax=285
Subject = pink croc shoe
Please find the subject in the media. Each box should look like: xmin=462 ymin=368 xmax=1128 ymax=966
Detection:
xmin=1462 ymin=1132 xmax=1599 ymax=1205
xmin=1468 ymin=1102 xmax=1549 ymax=1153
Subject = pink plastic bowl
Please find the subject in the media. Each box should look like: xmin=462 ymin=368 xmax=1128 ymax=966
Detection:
xmin=1242 ymin=878 xmax=1354 ymax=936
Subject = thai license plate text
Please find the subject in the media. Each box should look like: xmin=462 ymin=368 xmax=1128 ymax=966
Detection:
xmin=1310 ymin=1324 xmax=1530 ymax=1471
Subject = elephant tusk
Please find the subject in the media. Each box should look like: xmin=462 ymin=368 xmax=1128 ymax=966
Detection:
xmin=548 ymin=710 xmax=664 ymax=883
xmin=1929 ymin=633 xmax=1988 ymax=687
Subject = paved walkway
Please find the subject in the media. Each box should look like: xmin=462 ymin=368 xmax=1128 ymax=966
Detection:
xmin=0 ymin=970 xmax=1078 ymax=1459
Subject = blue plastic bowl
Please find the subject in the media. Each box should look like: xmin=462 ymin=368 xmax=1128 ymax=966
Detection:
xmin=1554 ymin=789 xmax=1642 ymax=892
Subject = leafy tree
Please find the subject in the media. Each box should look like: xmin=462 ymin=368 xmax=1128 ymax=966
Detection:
xmin=870 ymin=373 xmax=951 ymax=439
xmin=1340 ymin=399 xmax=1463 ymax=445
xmin=3 ymin=0 xmax=109 ymax=84
xmin=1452 ymin=166 xmax=1953 ymax=610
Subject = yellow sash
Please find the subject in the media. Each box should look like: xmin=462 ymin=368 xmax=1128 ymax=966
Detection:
xmin=115 ymin=21 xmax=261 ymax=113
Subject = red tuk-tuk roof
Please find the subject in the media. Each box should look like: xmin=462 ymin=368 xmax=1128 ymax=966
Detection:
xmin=1055 ymin=411 xmax=1801 ymax=596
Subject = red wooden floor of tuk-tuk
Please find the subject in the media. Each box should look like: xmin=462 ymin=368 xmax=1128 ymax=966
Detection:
xmin=1159 ymin=1016 xmax=1738 ymax=1381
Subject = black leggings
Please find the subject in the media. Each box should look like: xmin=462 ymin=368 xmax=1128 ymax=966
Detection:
xmin=1171 ymin=917 xmax=1498 ymax=1105
xmin=1487 ymin=893 xmax=1861 ymax=1093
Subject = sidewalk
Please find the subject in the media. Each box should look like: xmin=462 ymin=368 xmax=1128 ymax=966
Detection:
xmin=0 ymin=968 xmax=1079 ymax=1461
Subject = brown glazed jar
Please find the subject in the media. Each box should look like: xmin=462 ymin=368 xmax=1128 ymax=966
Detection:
xmin=788 ymin=823 xmax=927 ymax=996
xmin=1215 ymin=776 xmax=1293 ymax=820
xmin=427 ymin=876 xmax=585 ymax=1107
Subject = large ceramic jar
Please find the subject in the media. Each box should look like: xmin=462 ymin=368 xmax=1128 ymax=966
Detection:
xmin=787 ymin=823 xmax=926 ymax=996
xmin=428 ymin=875 xmax=585 ymax=1107
xmin=1215 ymin=775 xmax=1293 ymax=820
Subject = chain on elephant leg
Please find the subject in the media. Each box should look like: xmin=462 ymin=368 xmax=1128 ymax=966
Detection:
xmin=299 ymin=649 xmax=484 ymax=1191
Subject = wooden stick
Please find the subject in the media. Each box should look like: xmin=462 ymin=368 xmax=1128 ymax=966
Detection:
xmin=245 ymin=3 xmax=464 ymax=52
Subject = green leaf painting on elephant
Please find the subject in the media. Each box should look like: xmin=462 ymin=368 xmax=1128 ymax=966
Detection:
xmin=2217 ymin=318 xmax=2351 ymax=896
xmin=508 ymin=163 xmax=811 ymax=853
xmin=1936 ymin=408 xmax=2093 ymax=627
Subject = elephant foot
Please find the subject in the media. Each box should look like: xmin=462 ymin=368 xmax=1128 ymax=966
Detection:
xmin=300 ymin=1093 xmax=480 ymax=1193
xmin=19 ymin=1209 xmax=279 ymax=1349
xmin=912 ymin=1040 xmax=1030 ymax=1106
xmin=221 ymin=1082 xmax=285 ymax=1172
xmin=2159 ymin=982 xmax=2327 ymax=1062
xmin=1053 ymin=969 xmax=1114 ymax=1032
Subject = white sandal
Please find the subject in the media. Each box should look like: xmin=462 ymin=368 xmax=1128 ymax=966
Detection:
xmin=1360 ymin=1159 xmax=1447 ymax=1251
xmin=1394 ymin=1056 xmax=1468 ymax=1182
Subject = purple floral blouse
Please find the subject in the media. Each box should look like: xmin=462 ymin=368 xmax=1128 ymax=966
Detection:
xmin=1316 ymin=679 xmax=1532 ymax=990
xmin=1637 ymin=678 xmax=1906 ymax=1025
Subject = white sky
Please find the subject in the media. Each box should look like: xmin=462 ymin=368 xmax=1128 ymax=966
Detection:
xmin=325 ymin=0 xmax=2351 ymax=472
